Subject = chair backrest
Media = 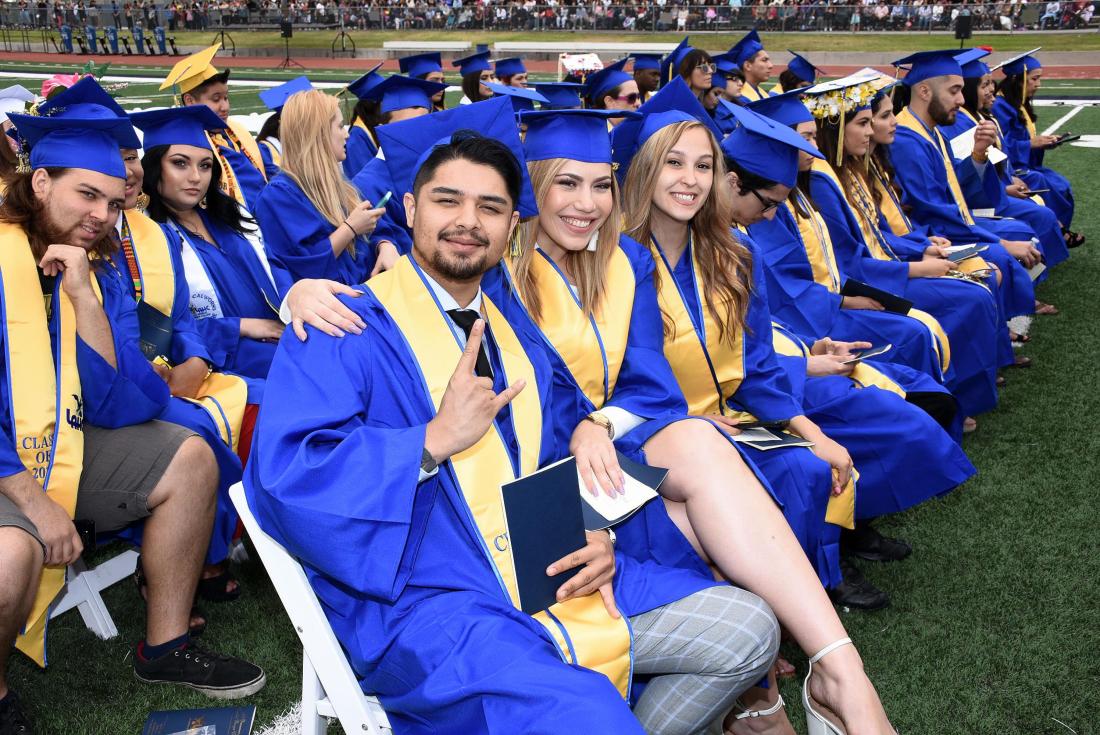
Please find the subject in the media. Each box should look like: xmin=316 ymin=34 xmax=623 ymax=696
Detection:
xmin=229 ymin=483 xmax=391 ymax=734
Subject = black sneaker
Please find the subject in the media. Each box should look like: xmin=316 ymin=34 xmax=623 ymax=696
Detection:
xmin=842 ymin=524 xmax=913 ymax=563
xmin=133 ymin=641 xmax=266 ymax=699
xmin=828 ymin=558 xmax=890 ymax=611
xmin=0 ymin=690 xmax=33 ymax=735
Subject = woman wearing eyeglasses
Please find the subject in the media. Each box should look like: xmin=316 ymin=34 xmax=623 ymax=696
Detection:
xmin=677 ymin=48 xmax=717 ymax=100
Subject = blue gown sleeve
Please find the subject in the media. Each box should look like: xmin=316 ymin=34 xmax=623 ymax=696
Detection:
xmin=255 ymin=176 xmax=367 ymax=284
xmin=605 ymin=237 xmax=689 ymax=419
xmin=747 ymin=209 xmax=842 ymax=339
xmin=341 ymin=126 xmax=377 ymax=181
xmin=807 ymin=171 xmax=909 ymax=294
xmin=219 ymin=145 xmax=268 ymax=213
xmin=726 ymin=236 xmax=804 ymax=420
xmin=246 ymin=297 xmax=430 ymax=601
xmin=258 ymin=141 xmax=281 ymax=181
xmin=888 ymin=130 xmax=1002 ymax=245
xmin=991 ymin=99 xmax=1032 ymax=173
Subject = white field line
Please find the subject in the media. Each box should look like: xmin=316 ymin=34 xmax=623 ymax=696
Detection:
xmin=1043 ymin=104 xmax=1085 ymax=135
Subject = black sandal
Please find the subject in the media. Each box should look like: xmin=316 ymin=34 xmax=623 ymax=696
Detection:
xmin=1063 ymin=229 xmax=1086 ymax=249
xmin=134 ymin=554 xmax=208 ymax=636
xmin=196 ymin=565 xmax=243 ymax=603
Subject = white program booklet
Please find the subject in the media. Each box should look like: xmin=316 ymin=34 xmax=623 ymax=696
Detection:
xmin=949 ymin=126 xmax=1008 ymax=165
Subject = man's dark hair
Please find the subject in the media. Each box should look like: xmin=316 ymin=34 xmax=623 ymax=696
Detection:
xmin=141 ymin=145 xmax=254 ymax=234
xmin=184 ymin=70 xmax=231 ymax=100
xmin=778 ymin=69 xmax=808 ymax=93
xmin=724 ymin=156 xmax=780 ymax=194
xmin=412 ymin=130 xmax=521 ymax=208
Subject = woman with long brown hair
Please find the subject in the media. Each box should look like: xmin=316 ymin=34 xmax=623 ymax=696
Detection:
xmin=254 ymin=89 xmax=388 ymax=285
xmin=614 ymin=90 xmax=898 ymax=735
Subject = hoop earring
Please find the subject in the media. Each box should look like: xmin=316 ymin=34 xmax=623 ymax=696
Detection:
xmin=199 ymin=195 xmax=208 ymax=209
xmin=135 ymin=192 xmax=150 ymax=211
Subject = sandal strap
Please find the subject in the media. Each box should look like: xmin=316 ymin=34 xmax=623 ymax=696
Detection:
xmin=809 ymin=637 xmax=852 ymax=665
xmin=734 ymin=694 xmax=785 ymax=720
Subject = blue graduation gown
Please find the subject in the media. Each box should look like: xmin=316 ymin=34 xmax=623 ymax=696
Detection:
xmin=342 ymin=124 xmax=378 ymax=181
xmin=167 ymin=211 xmax=292 ymax=382
xmin=350 ymin=155 xmax=415 ymax=257
xmin=887 ymin=119 xmax=1036 ymax=318
xmin=991 ymin=96 xmax=1074 ymax=228
xmin=770 ymin=322 xmax=975 ymax=520
xmin=246 ymin=261 xmax=712 ymax=733
xmin=749 ymin=201 xmax=957 ymax=381
xmin=99 ymin=252 xmax=243 ymax=565
xmin=216 ymin=142 xmax=268 ymax=215
xmin=254 ymin=173 xmax=376 ymax=285
xmin=655 ymin=233 xmax=840 ymax=588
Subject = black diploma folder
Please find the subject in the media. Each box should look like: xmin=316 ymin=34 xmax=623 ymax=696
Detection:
xmin=840 ymin=279 xmax=913 ymax=315
xmin=502 ymin=457 xmax=587 ymax=614
xmin=137 ymin=299 xmax=174 ymax=362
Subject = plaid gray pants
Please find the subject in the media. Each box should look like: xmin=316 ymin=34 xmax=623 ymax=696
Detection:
xmin=630 ymin=585 xmax=779 ymax=735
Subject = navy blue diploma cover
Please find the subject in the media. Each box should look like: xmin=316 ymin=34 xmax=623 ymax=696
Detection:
xmin=502 ymin=457 xmax=587 ymax=615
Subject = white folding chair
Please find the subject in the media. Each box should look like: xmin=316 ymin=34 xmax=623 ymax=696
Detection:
xmin=229 ymin=483 xmax=393 ymax=735
xmin=49 ymin=548 xmax=139 ymax=639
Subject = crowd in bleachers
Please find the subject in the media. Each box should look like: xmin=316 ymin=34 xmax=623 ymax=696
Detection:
xmin=0 ymin=30 xmax=1084 ymax=735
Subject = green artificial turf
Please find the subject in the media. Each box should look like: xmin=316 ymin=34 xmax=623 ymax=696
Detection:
xmin=6 ymin=107 xmax=1098 ymax=735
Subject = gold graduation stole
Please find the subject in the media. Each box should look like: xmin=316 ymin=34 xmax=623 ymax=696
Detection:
xmin=770 ymin=82 xmax=785 ymax=95
xmin=504 ymin=248 xmax=634 ymax=410
xmin=809 ymin=161 xmax=952 ymax=375
xmin=896 ymin=107 xmax=975 ymax=226
xmin=368 ymin=257 xmax=633 ymax=696
xmin=1021 ymin=103 xmax=1037 ymax=140
xmin=352 ymin=118 xmax=380 ymax=149
xmin=0 ymin=222 xmax=86 ymax=666
xmin=741 ymin=83 xmax=766 ymax=102
xmin=122 ymin=211 xmax=249 ymax=452
xmin=787 ymin=191 xmax=842 ymax=293
xmin=259 ymin=139 xmax=282 ymax=169
xmin=649 ymin=238 xmax=751 ymax=421
xmin=767 ymin=322 xmax=856 ymax=529
xmin=868 ymin=162 xmax=913 ymax=238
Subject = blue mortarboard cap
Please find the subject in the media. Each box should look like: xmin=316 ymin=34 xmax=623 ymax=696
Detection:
xmin=33 ymin=77 xmax=141 ymax=149
xmin=258 ymin=76 xmax=313 ymax=112
xmin=995 ymin=48 xmax=1042 ymax=76
xmin=630 ymin=53 xmax=661 ymax=71
xmin=584 ymin=58 xmax=632 ymax=103
xmin=484 ymin=82 xmax=548 ymax=113
xmin=9 ymin=111 xmax=132 ymax=178
xmin=519 ymin=109 xmax=641 ymax=164
xmin=533 ymin=82 xmax=584 ymax=110
xmin=892 ymin=50 xmax=964 ymax=86
xmin=786 ymin=51 xmax=823 ymax=84
xmin=746 ymin=88 xmax=813 ymax=127
xmin=376 ymin=95 xmax=537 ymax=217
xmin=660 ymin=37 xmax=692 ymax=87
xmin=130 ymin=104 xmax=226 ymax=151
xmin=729 ymin=30 xmax=765 ymax=67
xmin=494 ymin=57 xmax=527 ymax=78
xmin=610 ymin=77 xmax=722 ymax=180
xmin=399 ymin=52 xmax=443 ymax=78
xmin=346 ymin=62 xmax=385 ymax=99
xmin=954 ymin=48 xmax=991 ymax=79
xmin=476 ymin=43 xmax=490 ymax=54
xmin=719 ymin=100 xmax=822 ymax=188
xmin=713 ymin=52 xmax=740 ymax=77
xmin=452 ymin=50 xmax=493 ymax=76
xmin=365 ymin=75 xmax=449 ymax=114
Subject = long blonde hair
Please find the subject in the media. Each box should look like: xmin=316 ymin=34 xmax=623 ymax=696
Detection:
xmin=512 ymin=157 xmax=621 ymax=324
xmin=279 ymin=90 xmax=362 ymax=254
xmin=621 ymin=120 xmax=752 ymax=343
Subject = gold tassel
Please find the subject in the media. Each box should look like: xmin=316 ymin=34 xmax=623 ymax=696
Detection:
xmin=509 ymin=226 xmax=523 ymax=258
xmin=15 ymin=151 xmax=30 ymax=174
xmin=835 ymin=106 xmax=845 ymax=168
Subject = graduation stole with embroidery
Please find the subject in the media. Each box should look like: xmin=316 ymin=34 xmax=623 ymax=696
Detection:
xmin=207 ymin=120 xmax=267 ymax=206
xmin=649 ymin=237 xmax=751 ymax=420
xmin=122 ymin=211 xmax=249 ymax=452
xmin=0 ymin=222 xmax=86 ymax=667
xmin=368 ymin=256 xmax=633 ymax=697
xmin=895 ymin=107 xmax=975 ymax=225
xmin=768 ymin=322 xmax=858 ymax=530
xmin=504 ymin=246 xmax=634 ymax=410
xmin=787 ymin=190 xmax=842 ymax=293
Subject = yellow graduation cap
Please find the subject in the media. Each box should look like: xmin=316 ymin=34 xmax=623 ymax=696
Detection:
xmin=160 ymin=43 xmax=224 ymax=94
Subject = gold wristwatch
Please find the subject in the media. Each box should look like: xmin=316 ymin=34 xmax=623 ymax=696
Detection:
xmin=584 ymin=411 xmax=614 ymax=440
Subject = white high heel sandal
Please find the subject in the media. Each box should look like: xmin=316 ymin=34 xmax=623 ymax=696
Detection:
xmin=802 ymin=637 xmax=852 ymax=735
xmin=731 ymin=693 xmax=785 ymax=728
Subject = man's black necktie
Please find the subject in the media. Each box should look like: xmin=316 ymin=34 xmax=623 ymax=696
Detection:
xmin=446 ymin=308 xmax=494 ymax=380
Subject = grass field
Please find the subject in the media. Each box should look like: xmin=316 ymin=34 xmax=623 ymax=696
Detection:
xmin=5 ymin=104 xmax=1099 ymax=733
xmin=119 ymin=28 xmax=1100 ymax=52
